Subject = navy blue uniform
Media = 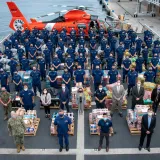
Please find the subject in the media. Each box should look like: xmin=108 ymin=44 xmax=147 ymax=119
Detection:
xmin=116 ymin=46 xmax=125 ymax=68
xmin=127 ymin=71 xmax=138 ymax=95
xmin=8 ymin=60 xmax=18 ymax=77
xmin=142 ymin=48 xmax=149 ymax=67
xmin=101 ymin=39 xmax=107 ymax=51
xmin=90 ymin=50 xmax=98 ymax=63
xmin=124 ymin=39 xmax=131 ymax=49
xmin=104 ymin=47 xmax=111 ymax=59
xmin=152 ymin=47 xmax=160 ymax=57
xmin=30 ymin=70 xmax=41 ymax=95
xmin=151 ymin=57 xmax=159 ymax=78
xmin=20 ymin=90 xmax=34 ymax=111
xmin=106 ymin=57 xmax=115 ymax=70
xmin=13 ymin=74 xmax=23 ymax=92
xmin=62 ymin=72 xmax=71 ymax=92
xmin=144 ymin=71 xmax=155 ymax=82
xmin=0 ymin=72 xmax=10 ymax=92
xmin=24 ymin=40 xmax=30 ymax=58
xmin=58 ymin=41 xmax=64 ymax=51
xmin=129 ymin=47 xmax=136 ymax=57
xmin=74 ymin=69 xmax=85 ymax=83
xmin=17 ymin=48 xmax=25 ymax=62
xmin=66 ymin=48 xmax=75 ymax=60
xmin=108 ymin=69 xmax=118 ymax=84
xmin=79 ymin=38 xmax=85 ymax=47
xmin=38 ymin=58 xmax=46 ymax=80
xmin=28 ymin=46 xmax=37 ymax=60
xmin=78 ymin=47 xmax=86 ymax=58
xmin=3 ymin=40 xmax=12 ymax=49
xmin=4 ymin=49 xmax=13 ymax=59
xmin=94 ymin=89 xmax=107 ymax=108
xmin=54 ymin=115 xmax=72 ymax=148
xmin=92 ymin=69 xmax=104 ymax=91
xmin=21 ymin=58 xmax=30 ymax=71
xmin=136 ymin=57 xmax=144 ymax=73
xmin=77 ymin=57 xmax=86 ymax=69
xmin=110 ymin=37 xmax=117 ymax=55
xmin=48 ymin=71 xmax=57 ymax=88
xmin=92 ymin=59 xmax=101 ymax=70
xmin=56 ymin=49 xmax=64 ymax=63
xmin=136 ymin=38 xmax=143 ymax=55
xmin=59 ymin=87 xmax=70 ymax=112
xmin=52 ymin=57 xmax=61 ymax=70
xmin=43 ymin=49 xmax=51 ymax=69
xmin=122 ymin=58 xmax=131 ymax=82
xmin=90 ymin=38 xmax=96 ymax=50
xmin=65 ymin=57 xmax=74 ymax=77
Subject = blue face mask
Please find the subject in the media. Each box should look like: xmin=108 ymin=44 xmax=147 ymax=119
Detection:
xmin=59 ymin=114 xmax=64 ymax=118
xmin=103 ymin=118 xmax=107 ymax=121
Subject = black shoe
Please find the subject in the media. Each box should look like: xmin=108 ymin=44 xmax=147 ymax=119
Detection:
xmin=138 ymin=146 xmax=142 ymax=151
xmin=45 ymin=115 xmax=48 ymax=118
xmin=119 ymin=113 xmax=123 ymax=117
xmin=66 ymin=146 xmax=69 ymax=151
xmin=110 ymin=113 xmax=113 ymax=117
xmin=145 ymin=147 xmax=150 ymax=152
xmin=59 ymin=147 xmax=63 ymax=152
xmin=98 ymin=146 xmax=102 ymax=151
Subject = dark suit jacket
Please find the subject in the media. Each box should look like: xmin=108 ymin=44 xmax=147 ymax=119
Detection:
xmin=59 ymin=87 xmax=70 ymax=104
xmin=132 ymin=85 xmax=144 ymax=104
xmin=141 ymin=114 xmax=156 ymax=133
xmin=151 ymin=88 xmax=160 ymax=103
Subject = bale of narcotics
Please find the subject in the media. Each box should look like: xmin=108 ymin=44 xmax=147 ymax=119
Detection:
xmin=143 ymin=82 xmax=156 ymax=91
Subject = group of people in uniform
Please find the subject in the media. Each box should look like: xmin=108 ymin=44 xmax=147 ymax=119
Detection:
xmin=0 ymin=22 xmax=159 ymax=153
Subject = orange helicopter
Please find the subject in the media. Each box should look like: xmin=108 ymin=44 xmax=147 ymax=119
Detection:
xmin=7 ymin=2 xmax=107 ymax=36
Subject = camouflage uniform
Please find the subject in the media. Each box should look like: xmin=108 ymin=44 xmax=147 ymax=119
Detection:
xmin=0 ymin=91 xmax=11 ymax=120
xmin=8 ymin=117 xmax=26 ymax=145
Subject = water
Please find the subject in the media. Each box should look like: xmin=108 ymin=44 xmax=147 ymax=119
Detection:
xmin=0 ymin=0 xmax=107 ymax=38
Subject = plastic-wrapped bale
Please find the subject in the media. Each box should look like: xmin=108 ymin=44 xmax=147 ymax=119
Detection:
xmin=130 ymin=62 xmax=136 ymax=69
xmin=18 ymin=71 xmax=25 ymax=79
xmin=106 ymin=90 xmax=112 ymax=99
xmin=23 ymin=70 xmax=32 ymax=84
xmin=124 ymin=50 xmax=130 ymax=57
xmin=129 ymin=56 xmax=137 ymax=63
xmin=143 ymin=99 xmax=153 ymax=105
xmin=135 ymin=105 xmax=150 ymax=116
xmin=90 ymin=124 xmax=97 ymax=134
xmin=84 ymin=87 xmax=92 ymax=108
xmin=142 ymin=64 xmax=146 ymax=71
xmin=138 ymin=72 xmax=145 ymax=83
xmin=143 ymin=90 xmax=152 ymax=100
xmin=143 ymin=82 xmax=156 ymax=91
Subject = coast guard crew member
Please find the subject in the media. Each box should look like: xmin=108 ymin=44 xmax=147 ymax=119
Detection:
xmin=0 ymin=69 xmax=10 ymax=92
xmin=38 ymin=57 xmax=46 ymax=81
xmin=74 ymin=65 xmax=85 ymax=84
xmin=21 ymin=56 xmax=30 ymax=71
xmin=108 ymin=66 xmax=118 ymax=84
xmin=48 ymin=67 xmax=58 ymax=89
xmin=62 ymin=68 xmax=71 ymax=92
xmin=144 ymin=67 xmax=155 ymax=83
xmin=13 ymin=71 xmax=23 ymax=92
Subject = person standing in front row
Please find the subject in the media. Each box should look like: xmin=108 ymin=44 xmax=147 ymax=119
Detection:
xmin=41 ymin=88 xmax=51 ymax=119
xmin=131 ymin=80 xmax=144 ymax=110
xmin=138 ymin=108 xmax=156 ymax=152
xmin=151 ymin=84 xmax=160 ymax=115
xmin=94 ymin=84 xmax=107 ymax=108
xmin=8 ymin=111 xmax=26 ymax=153
xmin=111 ymin=80 xmax=125 ymax=117
xmin=59 ymin=84 xmax=70 ymax=112
xmin=54 ymin=110 xmax=72 ymax=152
xmin=98 ymin=113 xmax=113 ymax=152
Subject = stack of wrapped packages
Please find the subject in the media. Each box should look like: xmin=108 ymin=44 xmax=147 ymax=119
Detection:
xmin=127 ymin=105 xmax=150 ymax=131
xmin=143 ymin=82 xmax=156 ymax=105
xmin=104 ymin=83 xmax=127 ymax=110
xmin=155 ymin=65 xmax=160 ymax=84
xmin=89 ymin=109 xmax=111 ymax=134
xmin=18 ymin=70 xmax=32 ymax=89
xmin=71 ymin=82 xmax=92 ymax=109
xmin=50 ymin=111 xmax=74 ymax=135
xmin=22 ymin=110 xmax=39 ymax=134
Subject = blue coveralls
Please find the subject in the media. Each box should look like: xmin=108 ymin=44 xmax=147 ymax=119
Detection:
xmin=116 ymin=46 xmax=125 ymax=68
xmin=8 ymin=60 xmax=17 ymax=77
xmin=52 ymin=58 xmax=61 ymax=70
xmin=154 ymin=40 xmax=160 ymax=47
xmin=78 ymin=47 xmax=86 ymax=57
xmin=50 ymin=32 xmax=58 ymax=47
xmin=108 ymin=69 xmax=118 ymax=84
xmin=13 ymin=74 xmax=23 ymax=92
xmin=131 ymin=32 xmax=137 ymax=45
xmin=4 ymin=49 xmax=13 ymax=59
xmin=101 ymin=39 xmax=107 ymax=51
xmin=24 ymin=41 xmax=30 ymax=58
xmin=136 ymin=38 xmax=143 ymax=55
xmin=90 ymin=38 xmax=96 ymax=50
xmin=92 ymin=69 xmax=104 ymax=91
xmin=58 ymin=41 xmax=65 ymax=51
xmin=136 ymin=57 xmax=144 ymax=73
xmin=54 ymin=115 xmax=72 ymax=148
xmin=28 ymin=47 xmax=37 ymax=60
xmin=122 ymin=58 xmax=131 ymax=82
xmin=62 ymin=72 xmax=71 ymax=92
xmin=48 ymin=71 xmax=58 ymax=88
xmin=21 ymin=58 xmax=30 ymax=71
xmin=119 ymin=32 xmax=126 ymax=43
xmin=67 ymin=48 xmax=75 ymax=60
xmin=127 ymin=71 xmax=138 ymax=95
xmin=92 ymin=59 xmax=101 ymax=70
xmin=46 ymin=41 xmax=54 ymax=56
xmin=90 ymin=50 xmax=98 ymax=64
xmin=144 ymin=71 xmax=155 ymax=82
xmin=104 ymin=47 xmax=111 ymax=59
xmin=70 ymin=30 xmax=76 ymax=41
xmin=142 ymin=48 xmax=149 ymax=67
xmin=65 ymin=58 xmax=74 ymax=77
xmin=106 ymin=56 xmax=115 ymax=70
xmin=38 ymin=58 xmax=46 ymax=80
xmin=74 ymin=69 xmax=85 ymax=83
xmin=30 ymin=70 xmax=42 ymax=95
xmin=79 ymin=38 xmax=85 ymax=47
xmin=60 ymin=32 xmax=67 ymax=43
xmin=20 ymin=90 xmax=34 ymax=111
xmin=77 ymin=57 xmax=86 ymax=69
xmin=129 ymin=47 xmax=136 ymax=57
xmin=151 ymin=57 xmax=159 ymax=80
xmin=68 ymin=40 xmax=76 ymax=50
xmin=3 ymin=40 xmax=12 ymax=49
xmin=17 ymin=48 xmax=25 ymax=63
xmin=0 ymin=72 xmax=10 ymax=92
xmin=43 ymin=49 xmax=51 ymax=69
xmin=152 ymin=47 xmax=160 ymax=57
xmin=110 ymin=37 xmax=117 ymax=56
xmin=56 ymin=49 xmax=64 ymax=63
xmin=35 ymin=40 xmax=42 ymax=53
xmin=29 ymin=34 xmax=36 ymax=45
xmin=145 ymin=39 xmax=152 ymax=49
xmin=124 ymin=39 xmax=131 ymax=50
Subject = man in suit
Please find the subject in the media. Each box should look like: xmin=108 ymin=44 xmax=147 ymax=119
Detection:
xmin=139 ymin=108 xmax=156 ymax=152
xmin=59 ymin=84 xmax=70 ymax=112
xmin=111 ymin=80 xmax=125 ymax=117
xmin=132 ymin=80 xmax=144 ymax=110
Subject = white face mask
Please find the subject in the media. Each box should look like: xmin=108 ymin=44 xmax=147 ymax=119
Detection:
xmin=24 ymin=88 xmax=28 ymax=91
xmin=44 ymin=91 xmax=47 ymax=94
xmin=137 ymin=84 xmax=141 ymax=87
xmin=117 ymin=83 xmax=120 ymax=86
xmin=62 ymin=86 xmax=65 ymax=89
xmin=12 ymin=115 xmax=17 ymax=119
xmin=148 ymin=112 xmax=152 ymax=116
xmin=99 ymin=88 xmax=102 ymax=91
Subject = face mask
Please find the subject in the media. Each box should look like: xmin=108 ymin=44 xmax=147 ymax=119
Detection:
xmin=62 ymin=86 xmax=65 ymax=89
xmin=24 ymin=88 xmax=28 ymax=91
xmin=78 ymin=68 xmax=81 ymax=70
xmin=148 ymin=112 xmax=152 ymax=116
xmin=99 ymin=88 xmax=102 ymax=91
xmin=117 ymin=83 xmax=120 ymax=86
xmin=112 ymin=68 xmax=115 ymax=70
xmin=44 ymin=91 xmax=47 ymax=94
xmin=12 ymin=115 xmax=17 ymax=119
xmin=59 ymin=114 xmax=64 ymax=118
xmin=103 ymin=118 xmax=107 ymax=121
xmin=79 ymin=90 xmax=83 ymax=93
xmin=137 ymin=84 xmax=141 ymax=87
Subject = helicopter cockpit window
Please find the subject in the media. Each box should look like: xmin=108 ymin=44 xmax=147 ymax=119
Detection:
xmin=90 ymin=15 xmax=98 ymax=21
xmin=77 ymin=24 xmax=86 ymax=29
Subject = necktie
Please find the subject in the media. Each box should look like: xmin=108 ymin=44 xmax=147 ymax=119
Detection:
xmin=138 ymin=87 xmax=140 ymax=94
xmin=117 ymin=86 xmax=120 ymax=93
xmin=45 ymin=95 xmax=47 ymax=103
